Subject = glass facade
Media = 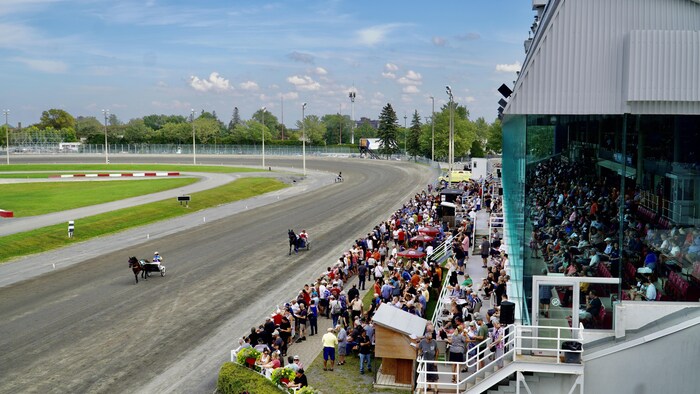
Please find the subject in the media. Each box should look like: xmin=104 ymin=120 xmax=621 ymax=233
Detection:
xmin=503 ymin=113 xmax=700 ymax=325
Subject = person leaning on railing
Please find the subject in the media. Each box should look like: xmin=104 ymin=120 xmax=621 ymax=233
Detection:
xmin=447 ymin=326 xmax=467 ymax=383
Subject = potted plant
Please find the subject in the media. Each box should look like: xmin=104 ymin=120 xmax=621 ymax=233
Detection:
xmin=270 ymin=367 xmax=296 ymax=386
xmin=236 ymin=347 xmax=261 ymax=368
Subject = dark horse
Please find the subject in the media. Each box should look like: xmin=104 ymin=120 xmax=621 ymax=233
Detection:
xmin=128 ymin=256 xmax=149 ymax=284
xmin=288 ymin=229 xmax=299 ymax=255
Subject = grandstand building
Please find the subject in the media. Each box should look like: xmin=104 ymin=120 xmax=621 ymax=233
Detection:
xmin=496 ymin=0 xmax=700 ymax=392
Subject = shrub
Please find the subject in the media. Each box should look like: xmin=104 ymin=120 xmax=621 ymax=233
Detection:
xmin=270 ymin=367 xmax=296 ymax=386
xmin=297 ymin=387 xmax=319 ymax=394
xmin=217 ymin=362 xmax=283 ymax=394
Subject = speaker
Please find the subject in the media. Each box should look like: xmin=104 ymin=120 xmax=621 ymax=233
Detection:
xmin=500 ymin=301 xmax=515 ymax=325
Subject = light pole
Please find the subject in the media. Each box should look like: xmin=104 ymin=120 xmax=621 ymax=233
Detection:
xmin=446 ymin=86 xmax=454 ymax=184
xmin=102 ymin=109 xmax=109 ymax=164
xmin=261 ymin=106 xmax=266 ymax=168
xmin=349 ymin=90 xmax=356 ymax=145
xmin=404 ymin=114 xmax=408 ymax=156
xmin=190 ymin=109 xmax=196 ymax=165
xmin=302 ymin=102 xmax=307 ymax=176
xmin=3 ymin=109 xmax=9 ymax=165
xmin=430 ymin=96 xmax=435 ymax=162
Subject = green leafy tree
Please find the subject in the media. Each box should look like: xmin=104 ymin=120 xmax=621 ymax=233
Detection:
xmin=75 ymin=116 xmax=103 ymax=141
xmin=377 ymin=103 xmax=399 ymax=157
xmin=486 ymin=119 xmax=502 ymax=154
xmin=157 ymin=122 xmax=191 ymax=144
xmin=122 ymin=119 xmax=153 ymax=143
xmin=252 ymin=109 xmax=280 ymax=139
xmin=193 ymin=117 xmax=223 ymax=144
xmin=355 ymin=120 xmax=377 ymax=139
xmin=470 ymin=140 xmax=486 ymax=158
xmin=38 ymin=109 xmax=75 ymax=130
xmin=143 ymin=114 xmax=187 ymax=131
xmin=321 ymin=114 xmax=352 ymax=145
xmin=296 ymin=114 xmax=326 ymax=145
xmin=407 ymin=110 xmax=422 ymax=159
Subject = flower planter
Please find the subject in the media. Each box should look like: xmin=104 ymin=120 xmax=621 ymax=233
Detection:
xmin=245 ymin=357 xmax=256 ymax=367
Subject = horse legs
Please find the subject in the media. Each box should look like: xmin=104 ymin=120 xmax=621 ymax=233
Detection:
xmin=134 ymin=272 xmax=138 ymax=284
xmin=289 ymin=243 xmax=292 ymax=255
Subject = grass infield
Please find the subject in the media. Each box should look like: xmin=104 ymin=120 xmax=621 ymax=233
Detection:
xmin=0 ymin=178 xmax=198 ymax=217
xmin=0 ymin=163 xmax=261 ymax=174
xmin=0 ymin=177 xmax=288 ymax=263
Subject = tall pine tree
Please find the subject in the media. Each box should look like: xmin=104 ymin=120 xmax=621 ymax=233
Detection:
xmin=377 ymin=103 xmax=399 ymax=158
xmin=228 ymin=107 xmax=241 ymax=132
xmin=408 ymin=110 xmax=422 ymax=160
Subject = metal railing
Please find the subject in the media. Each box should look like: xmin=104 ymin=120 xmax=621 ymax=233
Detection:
xmin=428 ymin=235 xmax=454 ymax=329
xmin=415 ymin=324 xmax=584 ymax=393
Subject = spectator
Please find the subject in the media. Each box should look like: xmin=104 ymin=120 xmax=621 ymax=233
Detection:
xmin=285 ymin=368 xmax=308 ymax=389
xmin=321 ymin=327 xmax=338 ymax=371
xmin=336 ymin=324 xmax=348 ymax=366
xmin=358 ymin=330 xmax=372 ymax=374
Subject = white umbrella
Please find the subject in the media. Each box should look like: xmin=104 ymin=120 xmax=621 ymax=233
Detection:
xmin=637 ymin=267 xmax=652 ymax=274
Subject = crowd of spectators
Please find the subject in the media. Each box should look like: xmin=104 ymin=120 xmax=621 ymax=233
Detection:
xmin=526 ymin=157 xmax=699 ymax=327
xmin=233 ymin=185 xmax=466 ymax=387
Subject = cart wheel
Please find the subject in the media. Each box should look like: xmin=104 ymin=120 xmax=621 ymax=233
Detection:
xmin=161 ymin=267 xmax=166 ymax=277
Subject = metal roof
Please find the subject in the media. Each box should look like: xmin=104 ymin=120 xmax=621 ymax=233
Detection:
xmin=506 ymin=0 xmax=700 ymax=116
xmin=372 ymin=303 xmax=427 ymax=338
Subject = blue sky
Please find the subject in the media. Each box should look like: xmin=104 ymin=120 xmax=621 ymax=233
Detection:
xmin=1 ymin=0 xmax=533 ymax=128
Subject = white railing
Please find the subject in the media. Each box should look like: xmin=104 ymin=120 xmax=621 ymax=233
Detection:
xmin=415 ymin=324 xmax=584 ymax=393
xmin=428 ymin=235 xmax=454 ymax=330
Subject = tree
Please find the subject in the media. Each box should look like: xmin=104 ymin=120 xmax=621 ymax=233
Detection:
xmin=38 ymin=109 xmax=75 ymax=130
xmin=355 ymin=120 xmax=377 ymax=139
xmin=486 ymin=119 xmax=502 ymax=154
xmin=228 ymin=107 xmax=242 ymax=131
xmin=321 ymin=114 xmax=352 ymax=145
xmin=295 ymin=115 xmax=326 ymax=145
xmin=407 ymin=110 xmax=422 ymax=160
xmin=252 ymin=109 xmax=280 ymax=139
xmin=143 ymin=114 xmax=187 ymax=131
xmin=75 ymin=116 xmax=103 ymax=140
xmin=108 ymin=113 xmax=122 ymax=126
xmin=122 ymin=119 xmax=153 ymax=144
xmin=377 ymin=103 xmax=399 ymax=157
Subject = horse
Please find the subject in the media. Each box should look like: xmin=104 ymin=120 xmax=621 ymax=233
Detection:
xmin=128 ymin=256 xmax=149 ymax=283
xmin=288 ymin=229 xmax=299 ymax=255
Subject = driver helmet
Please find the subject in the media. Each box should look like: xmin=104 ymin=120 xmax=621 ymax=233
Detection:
xmin=154 ymin=251 xmax=159 ymax=255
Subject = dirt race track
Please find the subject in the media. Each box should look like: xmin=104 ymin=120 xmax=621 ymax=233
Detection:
xmin=0 ymin=156 xmax=436 ymax=394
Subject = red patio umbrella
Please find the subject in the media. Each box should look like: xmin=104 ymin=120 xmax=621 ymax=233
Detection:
xmin=397 ymin=249 xmax=427 ymax=259
xmin=410 ymin=234 xmax=435 ymax=243
xmin=418 ymin=226 xmax=440 ymax=236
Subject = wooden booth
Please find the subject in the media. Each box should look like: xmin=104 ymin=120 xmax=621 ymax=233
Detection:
xmin=372 ymin=304 xmax=427 ymax=389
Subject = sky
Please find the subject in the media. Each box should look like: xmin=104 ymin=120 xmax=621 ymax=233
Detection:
xmin=0 ymin=0 xmax=534 ymax=128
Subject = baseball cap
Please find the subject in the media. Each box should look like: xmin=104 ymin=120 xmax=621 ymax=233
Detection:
xmin=293 ymin=355 xmax=299 ymax=360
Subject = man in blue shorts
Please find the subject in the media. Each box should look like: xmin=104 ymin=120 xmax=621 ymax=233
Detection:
xmin=321 ymin=327 xmax=338 ymax=371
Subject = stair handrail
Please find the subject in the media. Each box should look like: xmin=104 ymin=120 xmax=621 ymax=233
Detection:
xmin=415 ymin=324 xmax=584 ymax=393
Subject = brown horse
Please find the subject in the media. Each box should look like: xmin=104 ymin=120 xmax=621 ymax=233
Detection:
xmin=128 ymin=256 xmax=148 ymax=284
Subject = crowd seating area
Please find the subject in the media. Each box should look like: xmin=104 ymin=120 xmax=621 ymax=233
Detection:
xmin=526 ymin=157 xmax=699 ymax=329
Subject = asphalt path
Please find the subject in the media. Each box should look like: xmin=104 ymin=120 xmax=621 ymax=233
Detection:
xmin=0 ymin=154 xmax=437 ymax=394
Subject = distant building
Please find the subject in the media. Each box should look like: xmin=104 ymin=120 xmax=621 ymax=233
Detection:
xmin=356 ymin=117 xmax=379 ymax=129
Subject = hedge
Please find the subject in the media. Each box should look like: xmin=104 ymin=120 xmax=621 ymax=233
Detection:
xmin=217 ymin=362 xmax=285 ymax=394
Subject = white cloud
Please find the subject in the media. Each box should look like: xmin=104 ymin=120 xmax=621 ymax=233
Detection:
xmin=239 ymin=80 xmax=259 ymax=91
xmin=495 ymin=62 xmax=521 ymax=73
xmin=357 ymin=24 xmax=401 ymax=46
xmin=382 ymin=72 xmax=396 ymax=79
xmin=398 ymin=70 xmax=422 ymax=85
xmin=465 ymin=96 xmax=476 ymax=103
xmin=432 ymin=36 xmax=447 ymax=47
xmin=13 ymin=57 xmax=67 ymax=73
xmin=189 ymin=72 xmax=231 ymax=92
xmin=280 ymin=92 xmax=299 ymax=100
xmin=403 ymin=85 xmax=420 ymax=94
xmin=314 ymin=67 xmax=328 ymax=75
xmin=385 ymin=63 xmax=399 ymax=72
xmin=286 ymin=75 xmax=321 ymax=91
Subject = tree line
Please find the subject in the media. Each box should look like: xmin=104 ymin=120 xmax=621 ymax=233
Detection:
xmin=4 ymin=104 xmax=502 ymax=159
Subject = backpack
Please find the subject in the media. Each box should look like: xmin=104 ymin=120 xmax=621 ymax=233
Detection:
xmin=331 ymin=301 xmax=342 ymax=315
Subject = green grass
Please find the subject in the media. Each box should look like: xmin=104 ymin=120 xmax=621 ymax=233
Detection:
xmin=0 ymin=164 xmax=261 ymax=173
xmin=0 ymin=178 xmax=198 ymax=217
xmin=0 ymin=177 xmax=288 ymax=263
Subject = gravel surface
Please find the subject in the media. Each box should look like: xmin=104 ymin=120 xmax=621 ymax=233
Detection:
xmin=0 ymin=155 xmax=437 ymax=394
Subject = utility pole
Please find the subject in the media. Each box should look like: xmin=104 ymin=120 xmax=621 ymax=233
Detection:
xmin=190 ymin=109 xmax=196 ymax=165
xmin=430 ymin=96 xmax=435 ymax=162
xmin=102 ymin=109 xmax=110 ymax=164
xmin=302 ymin=102 xmax=307 ymax=176
xmin=349 ymin=89 xmax=356 ymax=145
xmin=3 ymin=109 xmax=9 ymax=165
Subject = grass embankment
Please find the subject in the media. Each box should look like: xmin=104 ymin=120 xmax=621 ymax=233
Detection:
xmin=0 ymin=177 xmax=287 ymax=263
xmin=0 ymin=178 xmax=198 ymax=217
